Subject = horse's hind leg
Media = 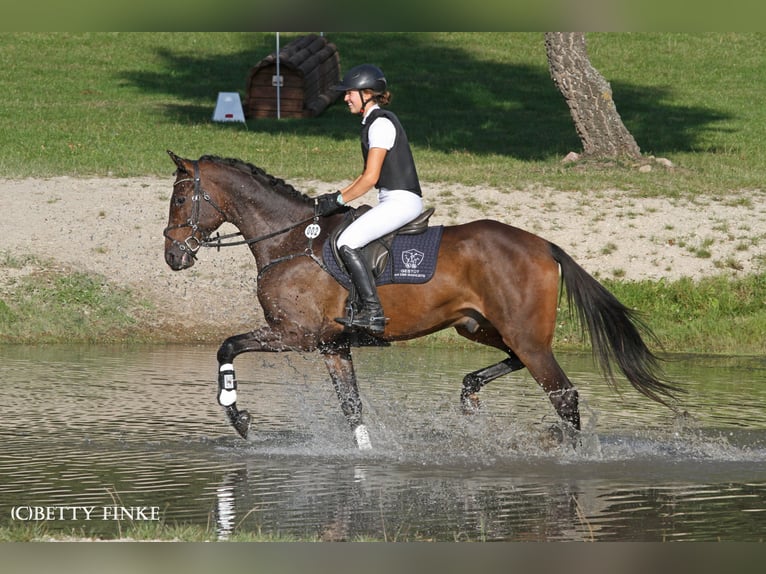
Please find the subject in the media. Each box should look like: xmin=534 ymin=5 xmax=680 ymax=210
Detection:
xmin=321 ymin=342 xmax=371 ymax=450
xmin=519 ymin=349 xmax=581 ymax=433
xmin=462 ymin=306 xmax=580 ymax=432
xmin=455 ymin=320 xmax=526 ymax=413
xmin=461 ymin=355 xmax=525 ymax=413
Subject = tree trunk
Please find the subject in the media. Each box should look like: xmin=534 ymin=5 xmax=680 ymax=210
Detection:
xmin=545 ymin=32 xmax=641 ymax=159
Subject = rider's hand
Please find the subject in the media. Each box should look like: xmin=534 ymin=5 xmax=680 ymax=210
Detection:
xmin=315 ymin=191 xmax=345 ymax=216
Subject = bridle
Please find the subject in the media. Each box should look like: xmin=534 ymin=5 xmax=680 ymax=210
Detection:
xmin=163 ymin=161 xmax=227 ymax=260
xmin=163 ymin=160 xmax=329 ymax=277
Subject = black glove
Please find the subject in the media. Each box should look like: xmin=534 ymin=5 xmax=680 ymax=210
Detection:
xmin=315 ymin=191 xmax=344 ymax=216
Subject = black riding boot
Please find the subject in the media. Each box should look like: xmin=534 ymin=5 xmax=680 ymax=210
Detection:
xmin=335 ymin=245 xmax=387 ymax=334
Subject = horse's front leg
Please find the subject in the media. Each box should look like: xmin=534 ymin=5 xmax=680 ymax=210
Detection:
xmin=321 ymin=343 xmax=372 ymax=450
xmin=216 ymin=327 xmax=293 ymax=440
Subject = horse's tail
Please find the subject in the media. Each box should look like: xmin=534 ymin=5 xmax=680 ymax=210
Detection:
xmin=549 ymin=242 xmax=683 ymax=406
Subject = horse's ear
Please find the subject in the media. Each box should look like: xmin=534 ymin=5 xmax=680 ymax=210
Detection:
xmin=167 ymin=150 xmax=189 ymax=174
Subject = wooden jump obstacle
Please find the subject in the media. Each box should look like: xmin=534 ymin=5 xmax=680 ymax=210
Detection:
xmin=244 ymin=34 xmax=342 ymax=119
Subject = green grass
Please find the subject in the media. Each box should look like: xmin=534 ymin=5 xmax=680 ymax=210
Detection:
xmin=551 ymin=274 xmax=766 ymax=355
xmin=0 ymin=520 xmax=487 ymax=542
xmin=1 ymin=32 xmax=764 ymax=196
xmin=0 ymin=253 xmax=151 ymax=344
xmin=0 ymin=522 xmax=312 ymax=542
xmin=1 ymin=33 xmax=765 ymax=353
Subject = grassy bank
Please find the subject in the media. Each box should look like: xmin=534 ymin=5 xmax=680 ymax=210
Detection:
xmin=0 ymin=522 xmax=309 ymax=542
xmin=0 ymin=520 xmax=474 ymax=542
xmin=558 ymin=274 xmax=766 ymax=355
xmin=1 ymin=253 xmax=764 ymax=354
xmin=0 ymin=252 xmax=152 ymax=344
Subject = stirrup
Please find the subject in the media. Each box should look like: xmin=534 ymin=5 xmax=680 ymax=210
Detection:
xmin=335 ymin=311 xmax=388 ymax=334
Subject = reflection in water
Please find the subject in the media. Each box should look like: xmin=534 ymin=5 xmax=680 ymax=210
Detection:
xmin=0 ymin=345 xmax=764 ymax=540
xmin=215 ymin=472 xmax=239 ymax=540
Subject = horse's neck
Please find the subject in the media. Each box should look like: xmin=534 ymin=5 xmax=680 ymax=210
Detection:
xmin=227 ymin=180 xmax=313 ymax=260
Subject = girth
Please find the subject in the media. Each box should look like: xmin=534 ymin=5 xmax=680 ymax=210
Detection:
xmin=329 ymin=205 xmax=435 ymax=277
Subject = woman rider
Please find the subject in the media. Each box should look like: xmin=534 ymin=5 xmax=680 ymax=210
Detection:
xmin=315 ymin=64 xmax=423 ymax=335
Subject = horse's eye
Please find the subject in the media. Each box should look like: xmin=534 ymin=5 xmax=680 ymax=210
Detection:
xmin=174 ymin=196 xmax=186 ymax=206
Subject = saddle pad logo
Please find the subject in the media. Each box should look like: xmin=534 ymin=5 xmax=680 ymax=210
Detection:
xmin=402 ymin=249 xmax=424 ymax=270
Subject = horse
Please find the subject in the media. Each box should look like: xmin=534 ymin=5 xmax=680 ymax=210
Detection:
xmin=163 ymin=151 xmax=682 ymax=450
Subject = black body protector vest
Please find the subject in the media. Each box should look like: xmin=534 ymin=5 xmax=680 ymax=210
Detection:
xmin=361 ymin=108 xmax=422 ymax=196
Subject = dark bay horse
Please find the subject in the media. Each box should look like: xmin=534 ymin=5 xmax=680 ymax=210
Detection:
xmin=163 ymin=151 xmax=681 ymax=449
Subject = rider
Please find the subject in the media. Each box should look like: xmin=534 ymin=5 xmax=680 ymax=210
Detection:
xmin=315 ymin=64 xmax=423 ymax=335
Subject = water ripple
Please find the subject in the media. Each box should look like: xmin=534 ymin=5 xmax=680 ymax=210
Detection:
xmin=0 ymin=345 xmax=764 ymax=541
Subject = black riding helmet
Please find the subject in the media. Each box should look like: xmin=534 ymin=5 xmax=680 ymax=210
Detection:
xmin=334 ymin=64 xmax=387 ymax=113
xmin=334 ymin=64 xmax=387 ymax=93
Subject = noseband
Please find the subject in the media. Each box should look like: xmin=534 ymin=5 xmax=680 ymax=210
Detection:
xmin=163 ymin=161 xmax=226 ymax=259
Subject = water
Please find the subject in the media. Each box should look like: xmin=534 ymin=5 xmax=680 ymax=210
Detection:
xmin=0 ymin=344 xmax=764 ymax=541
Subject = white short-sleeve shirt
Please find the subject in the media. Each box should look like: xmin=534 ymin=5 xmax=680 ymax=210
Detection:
xmin=362 ymin=105 xmax=396 ymax=150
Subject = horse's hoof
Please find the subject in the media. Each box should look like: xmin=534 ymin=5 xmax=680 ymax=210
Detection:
xmin=546 ymin=423 xmax=581 ymax=448
xmin=546 ymin=424 xmax=564 ymax=444
xmin=232 ymin=410 xmax=252 ymax=440
xmin=460 ymin=393 xmax=481 ymax=415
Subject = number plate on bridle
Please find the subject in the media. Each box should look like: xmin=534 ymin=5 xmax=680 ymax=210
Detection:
xmin=304 ymin=223 xmax=321 ymax=239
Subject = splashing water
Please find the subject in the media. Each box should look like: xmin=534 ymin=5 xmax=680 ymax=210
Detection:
xmin=0 ymin=345 xmax=764 ymax=541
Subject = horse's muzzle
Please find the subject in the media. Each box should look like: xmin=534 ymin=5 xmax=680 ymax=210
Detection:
xmin=165 ymin=246 xmax=195 ymax=271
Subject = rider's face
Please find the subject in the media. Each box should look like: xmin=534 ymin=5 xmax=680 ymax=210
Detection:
xmin=344 ymin=90 xmax=368 ymax=115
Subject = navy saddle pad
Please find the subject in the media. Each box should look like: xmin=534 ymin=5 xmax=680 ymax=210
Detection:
xmin=322 ymin=226 xmax=444 ymax=290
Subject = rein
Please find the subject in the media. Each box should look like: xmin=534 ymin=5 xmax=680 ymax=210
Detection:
xmin=164 ymin=160 xmax=330 ymax=277
xmin=201 ymin=216 xmax=315 ymax=251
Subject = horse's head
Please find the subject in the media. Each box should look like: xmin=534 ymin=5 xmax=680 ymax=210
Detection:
xmin=164 ymin=150 xmax=228 ymax=271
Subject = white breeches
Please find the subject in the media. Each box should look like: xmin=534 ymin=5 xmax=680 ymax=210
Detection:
xmin=336 ymin=189 xmax=423 ymax=250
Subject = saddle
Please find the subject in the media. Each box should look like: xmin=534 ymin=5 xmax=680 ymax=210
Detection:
xmin=328 ymin=205 xmax=436 ymax=279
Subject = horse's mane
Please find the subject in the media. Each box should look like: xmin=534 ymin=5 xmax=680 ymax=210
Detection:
xmin=199 ymin=155 xmax=311 ymax=203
